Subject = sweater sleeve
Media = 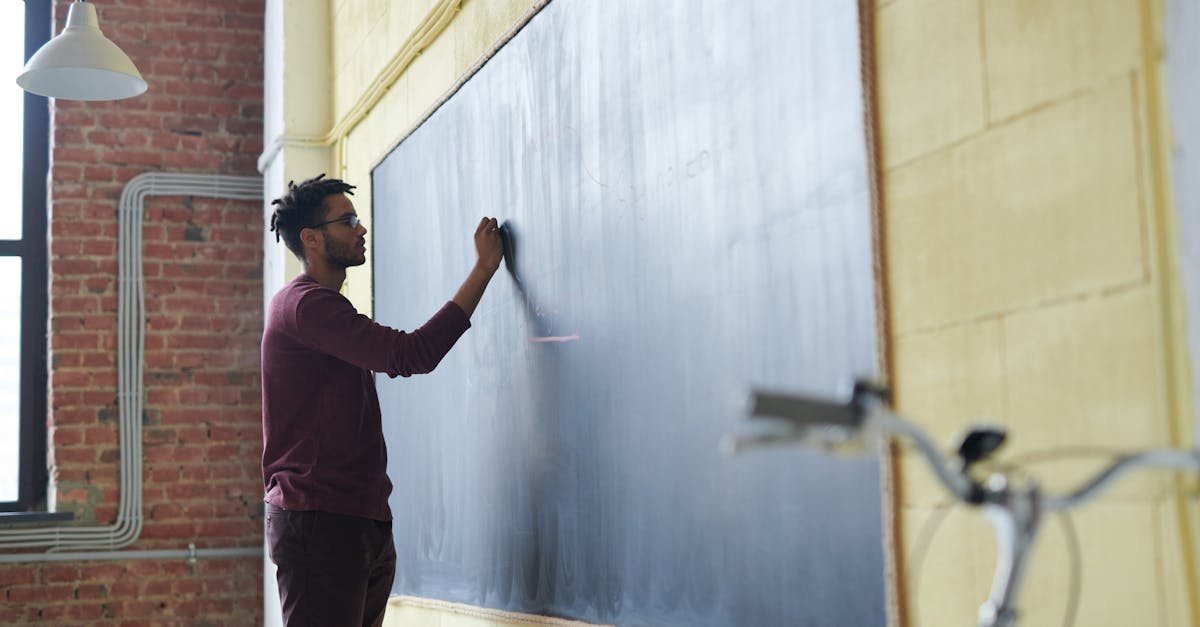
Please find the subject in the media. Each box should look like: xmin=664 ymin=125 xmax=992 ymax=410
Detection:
xmin=292 ymin=289 xmax=471 ymax=378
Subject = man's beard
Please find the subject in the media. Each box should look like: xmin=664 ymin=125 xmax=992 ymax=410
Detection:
xmin=324 ymin=237 xmax=366 ymax=268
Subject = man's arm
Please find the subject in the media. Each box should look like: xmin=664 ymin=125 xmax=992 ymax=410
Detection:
xmin=452 ymin=217 xmax=504 ymax=318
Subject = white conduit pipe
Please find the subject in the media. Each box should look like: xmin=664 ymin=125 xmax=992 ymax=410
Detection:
xmin=0 ymin=173 xmax=264 ymax=564
xmin=3 ymin=545 xmax=261 ymax=564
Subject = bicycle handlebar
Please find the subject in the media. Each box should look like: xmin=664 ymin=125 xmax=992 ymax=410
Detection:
xmin=1043 ymin=449 xmax=1200 ymax=512
xmin=729 ymin=383 xmax=1200 ymax=511
xmin=725 ymin=381 xmax=1200 ymax=627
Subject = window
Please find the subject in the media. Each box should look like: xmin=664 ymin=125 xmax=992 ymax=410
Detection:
xmin=1 ymin=1 xmax=49 ymax=512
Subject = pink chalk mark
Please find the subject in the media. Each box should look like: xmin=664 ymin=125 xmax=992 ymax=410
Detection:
xmin=528 ymin=334 xmax=581 ymax=343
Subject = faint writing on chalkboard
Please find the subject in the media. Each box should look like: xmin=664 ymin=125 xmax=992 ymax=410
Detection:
xmin=527 ymin=303 xmax=579 ymax=343
xmin=616 ymin=149 xmax=710 ymax=222
xmin=558 ymin=122 xmax=713 ymax=222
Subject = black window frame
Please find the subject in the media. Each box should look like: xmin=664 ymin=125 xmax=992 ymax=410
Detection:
xmin=1 ymin=0 xmax=50 ymax=513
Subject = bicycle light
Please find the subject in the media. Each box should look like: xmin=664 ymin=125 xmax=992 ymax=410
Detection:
xmin=957 ymin=427 xmax=1007 ymax=472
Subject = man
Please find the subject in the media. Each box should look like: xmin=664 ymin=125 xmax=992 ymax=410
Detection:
xmin=261 ymin=174 xmax=503 ymax=626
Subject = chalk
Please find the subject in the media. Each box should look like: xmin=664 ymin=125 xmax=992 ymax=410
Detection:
xmin=528 ymin=334 xmax=581 ymax=343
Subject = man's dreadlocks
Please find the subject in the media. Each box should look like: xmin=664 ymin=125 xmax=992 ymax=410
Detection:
xmin=268 ymin=174 xmax=357 ymax=262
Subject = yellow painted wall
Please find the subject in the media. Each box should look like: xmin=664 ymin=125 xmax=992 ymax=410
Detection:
xmin=316 ymin=0 xmax=1199 ymax=625
xmin=384 ymin=597 xmax=600 ymax=627
xmin=877 ymin=0 xmax=1198 ymax=625
xmin=328 ymin=0 xmax=540 ymax=315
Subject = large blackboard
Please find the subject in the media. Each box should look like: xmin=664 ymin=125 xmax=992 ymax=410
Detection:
xmin=372 ymin=1 xmax=885 ymax=625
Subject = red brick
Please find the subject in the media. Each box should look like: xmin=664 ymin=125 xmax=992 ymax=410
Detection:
xmin=107 ymin=600 xmax=165 ymax=619
xmin=51 ymin=369 xmax=95 ymax=387
xmin=197 ymin=519 xmax=254 ymax=539
xmin=83 ymin=389 xmax=116 ymax=405
xmin=179 ymin=466 xmax=213 ymax=482
xmin=164 ymin=482 xmax=220 ymax=502
xmin=6 ymin=582 xmax=74 ymax=603
xmin=42 ymin=564 xmax=82 ymax=584
xmin=49 ymin=388 xmax=84 ymax=406
xmin=138 ymin=522 xmax=196 ymax=539
xmin=55 ymin=147 xmax=100 ymax=163
xmin=167 ymin=335 xmax=228 ymax=350
xmin=109 ymin=579 xmax=139 ymax=598
xmin=210 ymin=464 xmax=248 ymax=482
xmin=84 ymin=277 xmax=115 ymax=294
xmin=32 ymin=605 xmax=66 ymax=622
xmin=147 ymin=467 xmax=180 ymax=483
xmin=0 ymin=567 xmax=37 ymax=586
xmin=79 ymin=564 xmax=126 ymax=582
xmin=49 ymin=333 xmax=100 ymax=352
xmin=93 ymin=505 xmax=119 ymax=522
xmin=50 ymin=407 xmax=102 ymax=424
xmin=51 ymin=220 xmax=104 ymax=238
xmin=65 ymin=603 xmax=108 ymax=621
xmin=49 ymin=279 xmax=82 ymax=296
xmin=143 ymin=579 xmax=172 ymax=596
xmin=75 ymin=583 xmax=109 ymax=600
xmin=51 ymin=426 xmax=85 ymax=446
xmin=85 ymin=130 xmax=119 ymax=144
xmin=50 ymin=239 xmax=83 ymax=255
xmin=82 ymin=240 xmax=117 ymax=258
xmin=79 ymin=315 xmax=115 ymax=330
xmin=53 ymin=295 xmax=106 ymax=313
xmin=84 ymin=425 xmax=119 ymax=445
xmin=184 ymin=503 xmax=216 ymax=519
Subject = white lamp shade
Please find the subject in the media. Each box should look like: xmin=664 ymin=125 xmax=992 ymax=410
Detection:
xmin=16 ymin=1 xmax=147 ymax=101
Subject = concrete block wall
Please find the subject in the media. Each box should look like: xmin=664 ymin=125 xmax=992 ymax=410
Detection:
xmin=876 ymin=0 xmax=1198 ymax=625
xmin=0 ymin=1 xmax=266 ymax=624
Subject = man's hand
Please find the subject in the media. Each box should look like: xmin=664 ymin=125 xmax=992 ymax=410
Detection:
xmin=475 ymin=217 xmax=503 ymax=273
xmin=453 ymin=217 xmax=504 ymax=318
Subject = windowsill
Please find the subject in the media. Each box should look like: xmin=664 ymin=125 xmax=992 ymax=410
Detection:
xmin=0 ymin=511 xmax=75 ymax=525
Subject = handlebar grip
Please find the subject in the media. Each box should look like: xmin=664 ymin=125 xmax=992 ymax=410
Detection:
xmin=748 ymin=390 xmax=865 ymax=428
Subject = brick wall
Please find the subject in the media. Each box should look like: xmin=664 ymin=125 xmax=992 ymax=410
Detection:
xmin=0 ymin=1 xmax=265 ymax=624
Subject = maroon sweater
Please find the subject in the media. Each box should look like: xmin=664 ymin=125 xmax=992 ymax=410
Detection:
xmin=261 ymin=274 xmax=470 ymax=521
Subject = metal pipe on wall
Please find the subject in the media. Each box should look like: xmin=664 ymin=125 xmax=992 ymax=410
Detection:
xmin=0 ymin=172 xmax=264 ymax=563
xmin=0 ymin=545 xmax=261 ymax=564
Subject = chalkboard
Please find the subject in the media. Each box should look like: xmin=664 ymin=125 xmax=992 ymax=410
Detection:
xmin=372 ymin=1 xmax=885 ymax=625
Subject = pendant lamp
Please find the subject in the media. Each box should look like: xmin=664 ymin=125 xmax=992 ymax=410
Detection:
xmin=16 ymin=0 xmax=147 ymax=101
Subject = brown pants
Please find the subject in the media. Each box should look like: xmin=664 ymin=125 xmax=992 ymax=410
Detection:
xmin=266 ymin=505 xmax=397 ymax=627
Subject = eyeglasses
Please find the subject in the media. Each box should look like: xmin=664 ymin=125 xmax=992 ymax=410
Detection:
xmin=306 ymin=214 xmax=360 ymax=230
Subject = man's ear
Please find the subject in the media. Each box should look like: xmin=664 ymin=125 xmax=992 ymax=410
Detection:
xmin=300 ymin=226 xmax=322 ymax=252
